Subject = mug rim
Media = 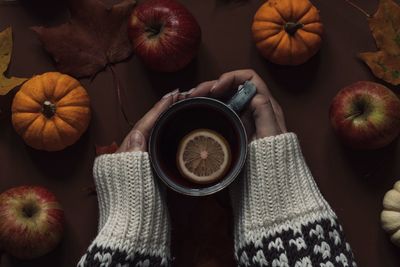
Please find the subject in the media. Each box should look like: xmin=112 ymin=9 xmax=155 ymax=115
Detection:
xmin=148 ymin=97 xmax=248 ymax=196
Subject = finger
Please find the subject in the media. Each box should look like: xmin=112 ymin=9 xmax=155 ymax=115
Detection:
xmin=212 ymin=69 xmax=287 ymax=132
xmin=240 ymin=110 xmax=256 ymax=140
xmin=135 ymin=91 xmax=177 ymax=139
xmin=177 ymin=93 xmax=186 ymax=101
xmin=177 ymin=88 xmax=195 ymax=101
xmin=211 ymin=69 xmax=271 ymax=98
xmin=178 ymin=91 xmax=189 ymax=101
xmin=172 ymin=89 xmax=181 ymax=103
xmin=250 ymin=95 xmax=282 ymax=138
xmin=269 ymin=97 xmax=287 ymax=133
xmin=118 ymin=90 xmax=179 ymax=153
xmin=189 ymin=80 xmax=217 ymax=97
xmin=117 ymin=130 xmax=146 ymax=152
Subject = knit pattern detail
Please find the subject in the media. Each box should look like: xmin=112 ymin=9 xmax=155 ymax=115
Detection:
xmin=236 ymin=213 xmax=356 ymax=267
xmin=77 ymin=152 xmax=170 ymax=267
xmin=232 ymin=133 xmax=356 ymax=266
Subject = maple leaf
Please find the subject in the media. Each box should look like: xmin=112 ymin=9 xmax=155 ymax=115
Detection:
xmin=32 ymin=0 xmax=136 ymax=78
xmin=358 ymin=0 xmax=400 ymax=85
xmin=95 ymin=142 xmax=119 ymax=155
xmin=0 ymin=27 xmax=27 ymax=95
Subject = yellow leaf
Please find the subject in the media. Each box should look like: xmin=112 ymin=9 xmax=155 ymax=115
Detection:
xmin=0 ymin=27 xmax=27 ymax=95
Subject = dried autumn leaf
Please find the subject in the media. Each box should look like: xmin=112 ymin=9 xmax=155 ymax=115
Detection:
xmin=359 ymin=0 xmax=400 ymax=85
xmin=95 ymin=142 xmax=119 ymax=156
xmin=32 ymin=0 xmax=136 ymax=78
xmin=0 ymin=27 xmax=27 ymax=95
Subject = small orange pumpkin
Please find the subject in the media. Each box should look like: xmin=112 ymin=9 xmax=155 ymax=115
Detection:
xmin=252 ymin=0 xmax=323 ymax=65
xmin=12 ymin=72 xmax=91 ymax=151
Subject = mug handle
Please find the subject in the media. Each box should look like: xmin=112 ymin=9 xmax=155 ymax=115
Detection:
xmin=226 ymin=81 xmax=257 ymax=114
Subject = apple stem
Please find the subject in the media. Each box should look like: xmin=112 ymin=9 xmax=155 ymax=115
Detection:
xmin=109 ymin=65 xmax=134 ymax=126
xmin=146 ymin=27 xmax=161 ymax=37
xmin=344 ymin=0 xmax=371 ymax=18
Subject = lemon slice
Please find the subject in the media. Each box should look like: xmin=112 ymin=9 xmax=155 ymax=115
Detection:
xmin=176 ymin=129 xmax=232 ymax=184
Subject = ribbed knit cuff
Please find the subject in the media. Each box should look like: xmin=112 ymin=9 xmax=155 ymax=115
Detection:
xmin=232 ymin=133 xmax=335 ymax=250
xmin=78 ymin=152 xmax=170 ymax=267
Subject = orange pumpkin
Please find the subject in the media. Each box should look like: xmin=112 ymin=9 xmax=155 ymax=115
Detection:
xmin=252 ymin=0 xmax=323 ymax=65
xmin=11 ymin=72 xmax=91 ymax=151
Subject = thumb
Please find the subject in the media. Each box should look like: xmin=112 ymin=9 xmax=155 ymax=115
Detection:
xmin=128 ymin=130 xmax=146 ymax=152
xmin=250 ymin=95 xmax=282 ymax=139
xmin=117 ymin=130 xmax=147 ymax=152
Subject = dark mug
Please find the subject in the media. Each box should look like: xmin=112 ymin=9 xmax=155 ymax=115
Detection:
xmin=149 ymin=81 xmax=257 ymax=196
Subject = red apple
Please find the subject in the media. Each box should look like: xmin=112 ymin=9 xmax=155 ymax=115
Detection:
xmin=0 ymin=186 xmax=64 ymax=259
xmin=128 ymin=0 xmax=201 ymax=72
xmin=329 ymin=81 xmax=400 ymax=150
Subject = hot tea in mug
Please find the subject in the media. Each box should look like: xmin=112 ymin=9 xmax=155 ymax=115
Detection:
xmin=149 ymin=82 xmax=256 ymax=196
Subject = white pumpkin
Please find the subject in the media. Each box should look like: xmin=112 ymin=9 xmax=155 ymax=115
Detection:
xmin=381 ymin=181 xmax=400 ymax=247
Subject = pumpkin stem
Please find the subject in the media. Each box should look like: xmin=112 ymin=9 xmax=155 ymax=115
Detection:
xmin=42 ymin=100 xmax=56 ymax=118
xmin=284 ymin=22 xmax=304 ymax=35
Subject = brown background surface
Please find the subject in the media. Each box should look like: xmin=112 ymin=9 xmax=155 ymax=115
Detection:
xmin=1 ymin=0 xmax=400 ymax=266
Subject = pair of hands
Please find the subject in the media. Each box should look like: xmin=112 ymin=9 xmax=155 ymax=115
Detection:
xmin=117 ymin=69 xmax=287 ymax=153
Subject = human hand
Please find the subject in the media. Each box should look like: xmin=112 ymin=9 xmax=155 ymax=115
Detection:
xmin=117 ymin=89 xmax=182 ymax=153
xmin=190 ymin=69 xmax=287 ymax=140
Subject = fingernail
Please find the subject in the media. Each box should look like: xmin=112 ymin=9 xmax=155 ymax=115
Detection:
xmin=181 ymin=90 xmax=193 ymax=96
xmin=177 ymin=93 xmax=186 ymax=101
xmin=172 ymin=89 xmax=180 ymax=102
xmin=162 ymin=89 xmax=179 ymax=99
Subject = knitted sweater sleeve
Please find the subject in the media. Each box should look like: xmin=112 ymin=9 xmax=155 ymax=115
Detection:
xmin=77 ymin=152 xmax=170 ymax=267
xmin=232 ymin=133 xmax=357 ymax=267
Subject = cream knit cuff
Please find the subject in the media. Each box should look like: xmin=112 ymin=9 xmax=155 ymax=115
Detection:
xmin=85 ymin=152 xmax=170 ymax=261
xmin=232 ymin=133 xmax=335 ymax=250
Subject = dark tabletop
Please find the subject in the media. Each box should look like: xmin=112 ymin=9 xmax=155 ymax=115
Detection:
xmin=1 ymin=0 xmax=400 ymax=266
